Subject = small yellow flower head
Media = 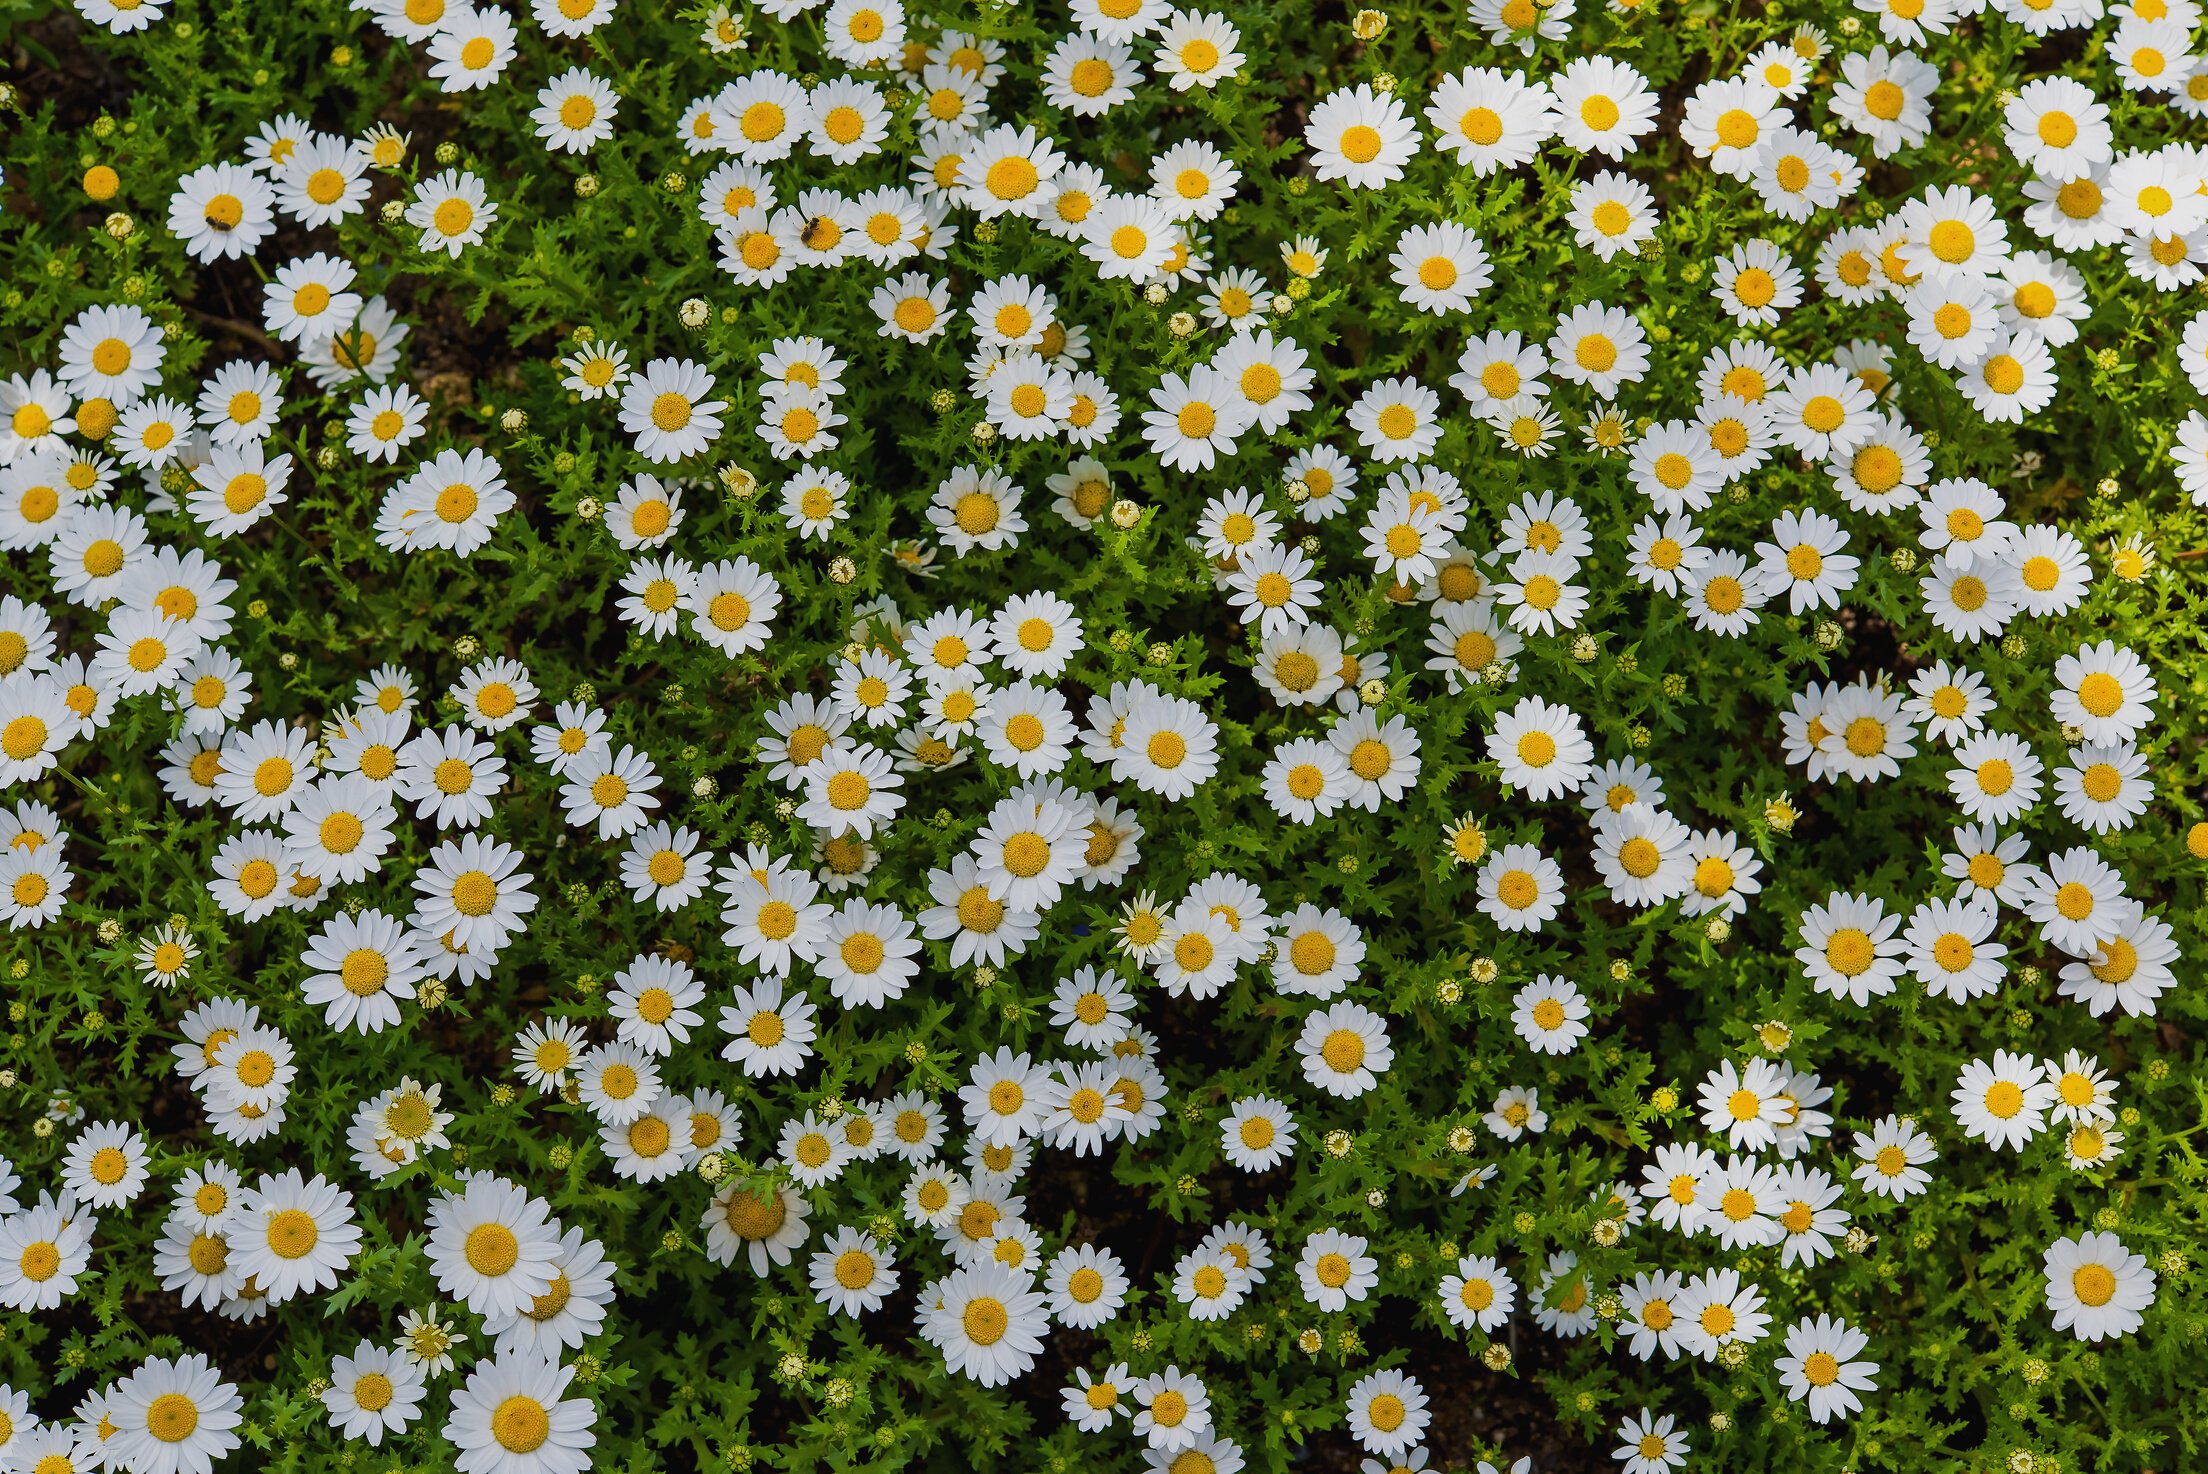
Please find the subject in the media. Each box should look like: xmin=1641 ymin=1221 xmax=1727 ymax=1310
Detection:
xmin=1444 ymin=815 xmax=1487 ymax=866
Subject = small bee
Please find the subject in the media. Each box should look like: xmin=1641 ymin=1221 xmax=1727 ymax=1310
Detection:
xmin=801 ymin=215 xmax=839 ymax=250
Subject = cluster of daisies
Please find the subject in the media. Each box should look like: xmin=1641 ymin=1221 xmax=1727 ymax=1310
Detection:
xmin=0 ymin=1133 xmax=614 ymax=1473
xmin=11 ymin=0 xmax=2206 ymax=1467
